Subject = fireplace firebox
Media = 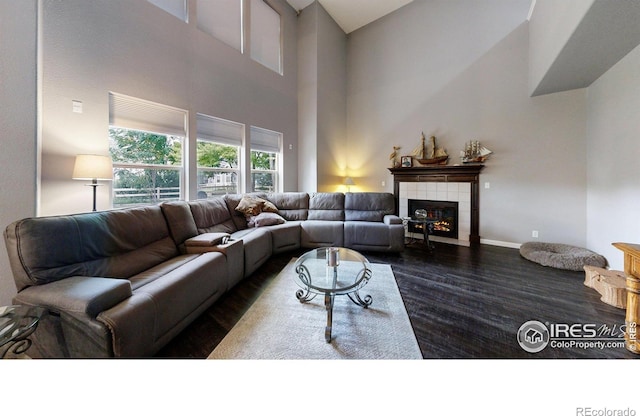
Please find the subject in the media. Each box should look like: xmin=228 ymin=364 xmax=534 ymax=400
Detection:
xmin=408 ymin=199 xmax=458 ymax=239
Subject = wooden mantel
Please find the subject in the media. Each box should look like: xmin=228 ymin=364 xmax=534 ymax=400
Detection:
xmin=388 ymin=164 xmax=484 ymax=245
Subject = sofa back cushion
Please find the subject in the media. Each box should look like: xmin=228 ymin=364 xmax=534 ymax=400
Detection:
xmin=188 ymin=197 xmax=238 ymax=234
xmin=160 ymin=201 xmax=199 ymax=246
xmin=4 ymin=206 xmax=178 ymax=292
xmin=345 ymin=192 xmax=395 ymax=222
xmin=266 ymin=192 xmax=309 ymax=221
xmin=308 ymin=193 xmax=345 ymax=221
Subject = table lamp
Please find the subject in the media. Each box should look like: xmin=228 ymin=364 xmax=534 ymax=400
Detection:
xmin=72 ymin=154 xmax=113 ymax=211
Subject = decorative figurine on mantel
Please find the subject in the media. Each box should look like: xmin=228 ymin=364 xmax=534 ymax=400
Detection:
xmin=389 ymin=146 xmax=402 ymax=168
xmin=412 ymin=132 xmax=449 ymax=165
xmin=461 ymin=140 xmax=492 ymax=164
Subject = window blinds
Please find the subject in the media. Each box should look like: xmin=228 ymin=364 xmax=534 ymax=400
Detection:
xmin=197 ymin=113 xmax=244 ymax=147
xmin=250 ymin=0 xmax=282 ymax=74
xmin=250 ymin=126 xmax=281 ymax=152
xmin=197 ymin=0 xmax=242 ymax=51
xmin=109 ymin=93 xmax=187 ymax=137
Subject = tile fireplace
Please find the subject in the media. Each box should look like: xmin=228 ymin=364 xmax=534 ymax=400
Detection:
xmin=388 ymin=165 xmax=484 ymax=245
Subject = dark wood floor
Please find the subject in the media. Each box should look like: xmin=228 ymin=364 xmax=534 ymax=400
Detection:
xmin=156 ymin=242 xmax=634 ymax=359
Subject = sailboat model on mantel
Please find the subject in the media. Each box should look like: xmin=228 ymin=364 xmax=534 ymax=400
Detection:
xmin=412 ymin=132 xmax=449 ymax=165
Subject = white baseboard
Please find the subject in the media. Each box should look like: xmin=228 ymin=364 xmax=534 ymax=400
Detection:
xmin=405 ymin=232 xmax=521 ymax=249
xmin=429 ymin=235 xmax=470 ymax=247
xmin=480 ymin=239 xmax=522 ymax=249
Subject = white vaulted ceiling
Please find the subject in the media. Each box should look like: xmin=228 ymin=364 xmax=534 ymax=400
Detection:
xmin=286 ymin=0 xmax=414 ymax=34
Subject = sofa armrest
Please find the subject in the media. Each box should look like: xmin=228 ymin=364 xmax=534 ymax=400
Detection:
xmin=184 ymin=232 xmax=231 ymax=247
xmin=185 ymin=237 xmax=242 ymax=255
xmin=384 ymin=215 xmax=403 ymax=225
xmin=14 ymin=276 xmax=132 ymax=319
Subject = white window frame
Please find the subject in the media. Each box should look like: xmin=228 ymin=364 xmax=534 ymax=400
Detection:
xmin=249 ymin=125 xmax=282 ymax=193
xmin=196 ymin=113 xmax=244 ymax=198
xmin=108 ymin=93 xmax=187 ymax=207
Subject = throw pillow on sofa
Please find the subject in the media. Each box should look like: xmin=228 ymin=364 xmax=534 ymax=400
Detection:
xmin=235 ymin=195 xmax=279 ymax=216
xmin=247 ymin=212 xmax=286 ymax=228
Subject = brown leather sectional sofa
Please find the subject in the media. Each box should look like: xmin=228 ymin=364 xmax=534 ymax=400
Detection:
xmin=3 ymin=192 xmax=404 ymax=358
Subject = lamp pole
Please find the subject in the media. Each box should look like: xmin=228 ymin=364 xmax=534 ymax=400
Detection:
xmin=90 ymin=179 xmax=98 ymax=211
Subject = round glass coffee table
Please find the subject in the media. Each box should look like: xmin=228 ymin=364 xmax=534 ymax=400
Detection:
xmin=294 ymin=247 xmax=372 ymax=343
xmin=0 ymin=305 xmax=46 ymax=358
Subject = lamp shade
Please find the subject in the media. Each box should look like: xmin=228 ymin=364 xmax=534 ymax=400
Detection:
xmin=72 ymin=154 xmax=113 ymax=180
xmin=344 ymin=177 xmax=355 ymax=186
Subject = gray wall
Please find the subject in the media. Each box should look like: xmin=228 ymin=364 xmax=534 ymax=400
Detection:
xmin=316 ymin=3 xmax=347 ymax=192
xmin=586 ymin=43 xmax=640 ymax=270
xmin=39 ymin=0 xmax=299 ymax=216
xmin=297 ymin=3 xmax=319 ymax=192
xmin=297 ymin=1 xmax=347 ymax=193
xmin=345 ymin=0 xmax=588 ymax=247
xmin=0 ymin=0 xmax=38 ymax=305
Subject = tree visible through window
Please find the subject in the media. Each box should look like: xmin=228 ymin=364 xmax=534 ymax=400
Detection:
xmin=109 ymin=128 xmax=183 ymax=207
xmin=197 ymin=141 xmax=239 ymax=197
xmin=250 ymin=125 xmax=281 ymax=193
xmin=251 ymin=150 xmax=277 ymax=192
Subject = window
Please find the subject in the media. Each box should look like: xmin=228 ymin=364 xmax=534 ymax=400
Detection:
xmin=147 ymin=0 xmax=188 ymax=22
xmin=197 ymin=114 xmax=243 ymax=198
xmin=108 ymin=93 xmax=186 ymax=207
xmin=250 ymin=126 xmax=281 ymax=192
xmin=250 ymin=0 xmax=282 ymax=74
xmin=197 ymin=0 xmax=243 ymax=51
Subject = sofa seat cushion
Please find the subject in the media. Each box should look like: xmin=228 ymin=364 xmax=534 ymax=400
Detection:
xmin=344 ymin=222 xmax=405 ymax=252
xmin=231 ymin=228 xmax=272 ymax=277
xmin=98 ymin=252 xmax=227 ymax=357
xmin=128 ymin=254 xmax=211 ymax=291
xmin=267 ymin=221 xmax=302 ymax=254
xmin=301 ymin=220 xmax=344 ymax=248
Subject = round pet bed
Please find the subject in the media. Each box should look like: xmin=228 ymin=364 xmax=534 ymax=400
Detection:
xmin=519 ymin=242 xmax=607 ymax=271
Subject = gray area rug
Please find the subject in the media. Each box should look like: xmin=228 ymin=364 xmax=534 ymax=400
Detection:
xmin=208 ymin=259 xmax=422 ymax=359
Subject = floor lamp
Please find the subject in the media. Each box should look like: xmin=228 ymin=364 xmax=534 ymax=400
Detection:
xmin=72 ymin=154 xmax=113 ymax=211
xmin=344 ymin=177 xmax=355 ymax=192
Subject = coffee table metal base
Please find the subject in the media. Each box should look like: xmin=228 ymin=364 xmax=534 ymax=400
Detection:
xmin=320 ymin=289 xmax=372 ymax=343
xmin=295 ymin=260 xmax=372 ymax=343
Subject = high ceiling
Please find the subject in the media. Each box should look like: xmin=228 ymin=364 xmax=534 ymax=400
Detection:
xmin=286 ymin=0 xmax=414 ymax=34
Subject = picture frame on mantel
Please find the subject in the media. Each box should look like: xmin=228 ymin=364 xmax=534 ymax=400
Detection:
xmin=401 ymin=156 xmax=412 ymax=168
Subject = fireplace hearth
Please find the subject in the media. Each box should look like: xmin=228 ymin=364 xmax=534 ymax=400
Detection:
xmin=408 ymin=199 xmax=458 ymax=239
